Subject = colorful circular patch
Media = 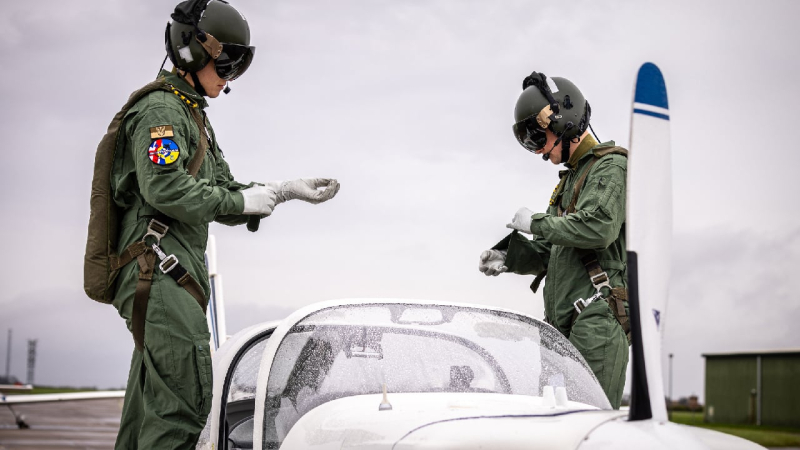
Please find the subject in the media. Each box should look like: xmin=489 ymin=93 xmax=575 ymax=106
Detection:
xmin=148 ymin=139 xmax=180 ymax=165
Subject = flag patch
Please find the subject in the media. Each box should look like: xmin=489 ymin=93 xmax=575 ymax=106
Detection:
xmin=148 ymin=139 xmax=180 ymax=165
xmin=150 ymin=125 xmax=174 ymax=139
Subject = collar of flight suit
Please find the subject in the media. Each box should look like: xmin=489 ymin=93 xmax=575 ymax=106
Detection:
xmin=160 ymin=69 xmax=209 ymax=109
xmin=565 ymin=134 xmax=598 ymax=168
xmin=567 ymin=136 xmax=619 ymax=169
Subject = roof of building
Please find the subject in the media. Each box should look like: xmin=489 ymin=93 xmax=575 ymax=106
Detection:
xmin=702 ymin=349 xmax=800 ymax=357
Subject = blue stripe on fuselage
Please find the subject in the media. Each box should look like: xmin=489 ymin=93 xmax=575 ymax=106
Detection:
xmin=635 ymin=62 xmax=669 ymax=109
xmin=633 ymin=108 xmax=669 ymax=120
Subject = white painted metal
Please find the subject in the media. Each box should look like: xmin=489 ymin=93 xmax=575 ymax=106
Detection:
xmin=626 ymin=63 xmax=671 ymax=422
xmin=201 ymin=320 xmax=279 ymax=450
xmin=0 ymin=390 xmax=124 ymax=404
xmin=279 ymin=393 xmax=622 ymax=449
xmin=251 ymin=298 xmax=563 ymax=450
xmin=205 ymin=235 xmax=228 ymax=351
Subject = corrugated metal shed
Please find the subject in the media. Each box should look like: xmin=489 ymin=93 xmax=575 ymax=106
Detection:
xmin=703 ymin=350 xmax=800 ymax=427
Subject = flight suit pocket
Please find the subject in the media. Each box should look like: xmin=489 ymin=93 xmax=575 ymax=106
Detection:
xmin=193 ymin=336 xmax=213 ymax=418
xmin=597 ymin=177 xmax=623 ymax=216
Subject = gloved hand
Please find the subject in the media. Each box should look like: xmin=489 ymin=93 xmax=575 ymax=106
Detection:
xmin=479 ymin=249 xmax=508 ymax=276
xmin=506 ymin=207 xmax=535 ymax=234
xmin=266 ymin=178 xmax=340 ymax=204
xmin=241 ymin=185 xmax=278 ymax=215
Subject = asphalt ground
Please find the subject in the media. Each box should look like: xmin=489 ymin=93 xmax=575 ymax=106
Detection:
xmin=0 ymin=398 xmax=121 ymax=449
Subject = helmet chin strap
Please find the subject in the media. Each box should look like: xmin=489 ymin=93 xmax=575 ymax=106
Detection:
xmin=543 ymin=122 xmax=575 ymax=164
xmin=190 ymin=71 xmax=208 ymax=97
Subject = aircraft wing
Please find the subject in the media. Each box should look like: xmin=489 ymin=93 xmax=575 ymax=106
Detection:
xmin=0 ymin=390 xmax=125 ymax=405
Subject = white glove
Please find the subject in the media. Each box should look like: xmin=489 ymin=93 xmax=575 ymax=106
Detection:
xmin=506 ymin=207 xmax=535 ymax=234
xmin=266 ymin=178 xmax=340 ymax=204
xmin=241 ymin=185 xmax=277 ymax=215
xmin=479 ymin=250 xmax=508 ymax=276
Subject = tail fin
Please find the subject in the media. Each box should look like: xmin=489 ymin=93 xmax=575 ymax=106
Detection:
xmin=205 ymin=235 xmax=228 ymax=352
xmin=626 ymin=62 xmax=671 ymax=422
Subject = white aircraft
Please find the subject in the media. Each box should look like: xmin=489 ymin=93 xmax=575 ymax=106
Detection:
xmin=2 ymin=63 xmax=765 ymax=450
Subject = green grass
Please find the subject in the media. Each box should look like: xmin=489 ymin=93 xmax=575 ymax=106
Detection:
xmin=671 ymin=411 xmax=800 ymax=447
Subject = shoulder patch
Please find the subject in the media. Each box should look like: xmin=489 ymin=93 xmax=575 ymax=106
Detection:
xmin=148 ymin=138 xmax=180 ymax=165
xmin=150 ymin=125 xmax=174 ymax=139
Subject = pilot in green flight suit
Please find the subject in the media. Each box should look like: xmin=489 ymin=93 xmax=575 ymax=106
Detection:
xmin=109 ymin=1 xmax=339 ymax=448
xmin=479 ymin=72 xmax=630 ymax=409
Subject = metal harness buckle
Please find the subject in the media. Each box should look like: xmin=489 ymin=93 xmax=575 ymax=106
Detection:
xmin=573 ymin=291 xmax=604 ymax=314
xmin=151 ymin=243 xmax=179 ymax=274
xmin=142 ymin=219 xmax=169 ymax=245
xmin=590 ymin=271 xmax=611 ymax=292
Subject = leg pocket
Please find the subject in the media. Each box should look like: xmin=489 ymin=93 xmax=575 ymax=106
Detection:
xmin=193 ymin=335 xmax=213 ymax=419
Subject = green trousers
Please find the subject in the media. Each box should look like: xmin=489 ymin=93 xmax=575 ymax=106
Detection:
xmin=113 ymin=267 xmax=212 ymax=449
xmin=568 ymin=300 xmax=629 ymax=409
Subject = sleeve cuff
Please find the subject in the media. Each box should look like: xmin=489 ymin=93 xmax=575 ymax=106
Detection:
xmin=530 ymin=212 xmax=549 ymax=235
xmin=231 ymin=190 xmax=245 ymax=214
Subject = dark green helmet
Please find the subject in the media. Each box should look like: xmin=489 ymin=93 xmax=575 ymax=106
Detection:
xmin=512 ymin=72 xmax=591 ymax=155
xmin=166 ymin=0 xmax=255 ymax=81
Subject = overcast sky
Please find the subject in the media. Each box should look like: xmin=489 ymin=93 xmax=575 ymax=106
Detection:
xmin=1 ymin=0 xmax=798 ymax=402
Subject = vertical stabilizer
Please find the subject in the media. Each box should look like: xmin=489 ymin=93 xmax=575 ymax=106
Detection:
xmin=205 ymin=235 xmax=227 ymax=352
xmin=626 ymin=62 xmax=671 ymax=422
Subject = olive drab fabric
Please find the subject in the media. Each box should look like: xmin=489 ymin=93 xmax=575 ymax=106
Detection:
xmin=83 ymin=76 xmax=216 ymax=304
xmin=84 ymin=78 xmax=174 ymax=303
xmin=494 ymin=135 xmax=630 ymax=408
xmin=109 ymin=70 xmax=257 ymax=449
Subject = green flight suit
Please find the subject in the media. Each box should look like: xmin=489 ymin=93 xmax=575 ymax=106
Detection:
xmin=497 ymin=136 xmax=629 ymax=409
xmin=110 ymin=70 xmax=255 ymax=449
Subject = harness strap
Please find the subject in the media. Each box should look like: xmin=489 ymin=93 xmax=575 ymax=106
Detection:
xmin=530 ymin=271 xmax=547 ymax=294
xmin=566 ymin=156 xmax=602 ymax=215
xmin=110 ymin=241 xmax=148 ymax=271
xmin=132 ymin=248 xmax=156 ymax=351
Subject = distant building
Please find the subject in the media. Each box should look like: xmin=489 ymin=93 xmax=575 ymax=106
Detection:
xmin=703 ymin=349 xmax=800 ymax=427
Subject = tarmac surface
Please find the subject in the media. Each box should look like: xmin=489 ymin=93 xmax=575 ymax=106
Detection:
xmin=0 ymin=398 xmax=121 ymax=449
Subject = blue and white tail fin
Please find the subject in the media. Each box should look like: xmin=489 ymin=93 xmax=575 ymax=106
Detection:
xmin=626 ymin=62 xmax=671 ymax=422
xmin=205 ymin=235 xmax=228 ymax=353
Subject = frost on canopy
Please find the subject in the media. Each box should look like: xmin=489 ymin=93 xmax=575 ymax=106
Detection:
xmin=263 ymin=304 xmax=610 ymax=446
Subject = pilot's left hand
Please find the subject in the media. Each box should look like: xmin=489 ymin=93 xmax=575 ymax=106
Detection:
xmin=506 ymin=207 xmax=535 ymax=234
xmin=479 ymin=250 xmax=508 ymax=276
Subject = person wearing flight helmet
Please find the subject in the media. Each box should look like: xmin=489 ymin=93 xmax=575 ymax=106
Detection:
xmin=478 ymin=71 xmax=630 ymax=409
xmin=86 ymin=1 xmax=340 ymax=447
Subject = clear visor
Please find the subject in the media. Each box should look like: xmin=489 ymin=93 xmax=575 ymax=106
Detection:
xmin=215 ymin=43 xmax=255 ymax=81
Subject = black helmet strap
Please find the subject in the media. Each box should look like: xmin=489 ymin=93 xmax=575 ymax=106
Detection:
xmin=522 ymin=71 xmax=561 ymax=118
xmin=171 ymin=0 xmax=208 ymax=27
xmin=190 ymin=71 xmax=208 ymax=97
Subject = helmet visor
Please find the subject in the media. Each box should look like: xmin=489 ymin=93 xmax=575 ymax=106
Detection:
xmin=215 ymin=43 xmax=255 ymax=81
xmin=512 ymin=116 xmax=547 ymax=152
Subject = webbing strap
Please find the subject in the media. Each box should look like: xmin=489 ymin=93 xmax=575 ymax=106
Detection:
xmin=129 ymin=244 xmax=207 ymax=351
xmin=570 ymin=288 xmax=631 ymax=342
xmin=110 ymin=241 xmax=148 ymax=271
xmin=566 ymin=157 xmax=602 ymax=215
xmin=530 ymin=271 xmax=547 ymax=294
xmin=132 ymin=249 xmax=156 ymax=351
xmin=186 ymin=108 xmax=208 ymax=177
xmin=563 ymin=146 xmax=628 ymax=215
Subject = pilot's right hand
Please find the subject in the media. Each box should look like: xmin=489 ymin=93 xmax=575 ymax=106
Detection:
xmin=479 ymin=249 xmax=507 ymax=276
xmin=241 ymin=185 xmax=278 ymax=215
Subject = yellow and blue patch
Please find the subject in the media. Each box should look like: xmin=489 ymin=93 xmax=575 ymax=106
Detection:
xmin=148 ymin=138 xmax=180 ymax=165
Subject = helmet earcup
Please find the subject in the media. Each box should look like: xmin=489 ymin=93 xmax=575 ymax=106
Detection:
xmin=166 ymin=21 xmax=210 ymax=73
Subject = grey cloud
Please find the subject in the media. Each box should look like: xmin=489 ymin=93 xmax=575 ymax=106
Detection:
xmin=1 ymin=0 xmax=799 ymax=398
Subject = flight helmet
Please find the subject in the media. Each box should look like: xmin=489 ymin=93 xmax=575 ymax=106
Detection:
xmin=165 ymin=0 xmax=255 ymax=89
xmin=512 ymin=72 xmax=591 ymax=162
